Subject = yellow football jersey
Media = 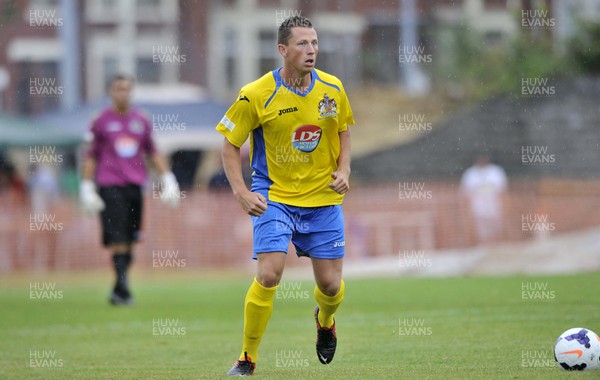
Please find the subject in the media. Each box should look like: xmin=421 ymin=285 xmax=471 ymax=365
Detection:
xmin=216 ymin=68 xmax=355 ymax=207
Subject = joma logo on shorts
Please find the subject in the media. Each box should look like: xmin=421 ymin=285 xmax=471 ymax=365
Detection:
xmin=278 ymin=106 xmax=299 ymax=116
xmin=333 ymin=241 xmax=345 ymax=247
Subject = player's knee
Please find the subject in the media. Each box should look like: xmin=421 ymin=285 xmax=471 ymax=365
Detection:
xmin=256 ymin=271 xmax=282 ymax=288
xmin=318 ymin=282 xmax=340 ymax=296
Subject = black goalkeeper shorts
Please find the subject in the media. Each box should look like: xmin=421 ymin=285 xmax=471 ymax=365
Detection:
xmin=98 ymin=184 xmax=142 ymax=247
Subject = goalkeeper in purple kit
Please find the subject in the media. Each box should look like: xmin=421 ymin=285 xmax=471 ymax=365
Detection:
xmin=80 ymin=75 xmax=180 ymax=306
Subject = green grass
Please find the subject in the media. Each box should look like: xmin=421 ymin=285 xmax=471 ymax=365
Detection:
xmin=1 ymin=270 xmax=600 ymax=379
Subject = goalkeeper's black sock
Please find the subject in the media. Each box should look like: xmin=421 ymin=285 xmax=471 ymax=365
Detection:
xmin=124 ymin=251 xmax=133 ymax=270
xmin=112 ymin=253 xmax=129 ymax=298
xmin=123 ymin=251 xmax=133 ymax=297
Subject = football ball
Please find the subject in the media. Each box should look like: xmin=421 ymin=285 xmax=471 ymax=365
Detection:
xmin=554 ymin=327 xmax=600 ymax=370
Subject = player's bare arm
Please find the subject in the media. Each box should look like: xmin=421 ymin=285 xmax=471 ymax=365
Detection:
xmin=149 ymin=154 xmax=171 ymax=175
xmin=221 ymin=138 xmax=267 ymax=216
xmin=328 ymin=129 xmax=351 ymax=194
xmin=82 ymin=156 xmax=96 ymax=181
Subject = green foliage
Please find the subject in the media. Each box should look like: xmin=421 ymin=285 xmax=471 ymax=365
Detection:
xmin=569 ymin=20 xmax=600 ymax=74
xmin=441 ymin=25 xmax=567 ymax=100
xmin=1 ymin=0 xmax=17 ymax=24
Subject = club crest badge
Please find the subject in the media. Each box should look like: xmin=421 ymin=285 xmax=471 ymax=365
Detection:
xmin=318 ymin=93 xmax=337 ymax=118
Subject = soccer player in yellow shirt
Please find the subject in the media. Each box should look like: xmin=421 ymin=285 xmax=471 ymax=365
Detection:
xmin=217 ymin=16 xmax=354 ymax=376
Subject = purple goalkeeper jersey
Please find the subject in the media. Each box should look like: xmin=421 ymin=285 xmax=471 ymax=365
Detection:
xmin=87 ymin=107 xmax=156 ymax=187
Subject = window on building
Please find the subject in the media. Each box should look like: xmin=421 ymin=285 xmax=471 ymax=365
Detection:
xmin=1 ymin=0 xmax=17 ymax=23
xmin=224 ymin=28 xmax=237 ymax=88
xmin=136 ymin=0 xmax=161 ymax=17
xmin=137 ymin=0 xmax=160 ymax=7
xmin=101 ymin=0 xmax=116 ymax=9
xmin=225 ymin=58 xmax=236 ymax=89
xmin=484 ymin=0 xmax=507 ymax=9
xmin=259 ymin=30 xmax=279 ymax=74
xmin=218 ymin=0 xmax=237 ymax=8
xmin=137 ymin=58 xmax=161 ymax=83
xmin=363 ymin=24 xmax=401 ymax=84
xmin=103 ymin=57 xmax=118 ymax=91
xmin=258 ymin=0 xmax=281 ymax=7
xmin=17 ymin=61 xmax=60 ymax=115
xmin=85 ymin=0 xmax=118 ymax=21
xmin=29 ymin=0 xmax=60 ymax=8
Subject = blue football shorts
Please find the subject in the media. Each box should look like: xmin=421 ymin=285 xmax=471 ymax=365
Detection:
xmin=251 ymin=200 xmax=345 ymax=260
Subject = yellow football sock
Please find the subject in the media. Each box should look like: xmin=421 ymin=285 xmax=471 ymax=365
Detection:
xmin=239 ymin=277 xmax=277 ymax=362
xmin=314 ymin=280 xmax=345 ymax=328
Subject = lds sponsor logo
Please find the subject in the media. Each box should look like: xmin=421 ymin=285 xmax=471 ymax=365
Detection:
xmin=291 ymin=125 xmax=321 ymax=153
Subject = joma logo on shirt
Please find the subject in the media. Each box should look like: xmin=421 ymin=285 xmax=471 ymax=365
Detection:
xmin=278 ymin=107 xmax=299 ymax=116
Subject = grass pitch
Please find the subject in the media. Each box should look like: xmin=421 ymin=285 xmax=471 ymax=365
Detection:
xmin=1 ymin=270 xmax=599 ymax=379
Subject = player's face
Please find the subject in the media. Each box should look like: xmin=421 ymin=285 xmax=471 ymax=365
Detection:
xmin=110 ymin=79 xmax=132 ymax=110
xmin=279 ymin=27 xmax=318 ymax=75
